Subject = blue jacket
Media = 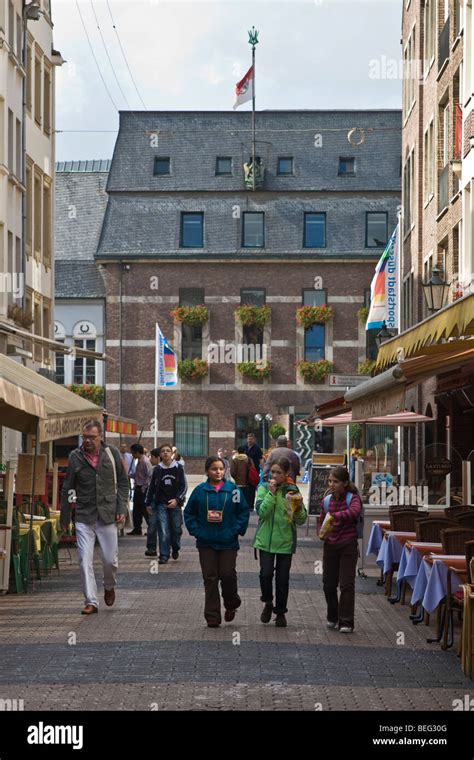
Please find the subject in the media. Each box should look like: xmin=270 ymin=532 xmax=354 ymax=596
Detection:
xmin=184 ymin=479 xmax=250 ymax=551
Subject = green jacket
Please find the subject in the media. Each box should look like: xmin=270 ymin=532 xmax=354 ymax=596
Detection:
xmin=253 ymin=483 xmax=307 ymax=554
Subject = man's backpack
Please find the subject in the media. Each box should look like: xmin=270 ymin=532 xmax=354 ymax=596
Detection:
xmin=322 ymin=492 xmax=364 ymax=540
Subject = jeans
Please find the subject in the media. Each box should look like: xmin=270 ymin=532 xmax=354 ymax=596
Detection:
xmin=75 ymin=519 xmax=118 ymax=608
xmin=147 ymin=502 xmax=183 ymax=560
xmin=323 ymin=539 xmax=359 ymax=629
xmin=198 ymin=548 xmax=241 ymax=624
xmin=259 ymin=550 xmax=293 ymax=615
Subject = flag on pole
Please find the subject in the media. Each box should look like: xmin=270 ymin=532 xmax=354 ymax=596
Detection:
xmin=156 ymin=324 xmax=177 ymax=387
xmin=233 ymin=65 xmax=254 ymax=110
xmin=366 ymin=225 xmax=399 ymax=331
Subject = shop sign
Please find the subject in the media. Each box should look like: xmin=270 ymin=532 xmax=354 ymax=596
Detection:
xmin=425 ymin=457 xmax=452 ymax=477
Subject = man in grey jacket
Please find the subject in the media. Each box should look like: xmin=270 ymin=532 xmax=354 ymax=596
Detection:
xmin=61 ymin=419 xmax=130 ymax=615
xmin=263 ymin=436 xmax=301 ymax=482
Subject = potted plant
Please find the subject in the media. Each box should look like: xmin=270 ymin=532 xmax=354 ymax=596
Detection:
xmin=178 ymin=358 xmax=209 ymax=382
xmin=357 ymin=359 xmax=376 ymax=376
xmin=236 ymin=361 xmax=272 ymax=380
xmin=298 ymin=359 xmax=333 ymax=383
xmin=269 ymin=423 xmax=286 ymax=440
xmin=357 ymin=306 xmax=370 ymax=324
xmin=296 ymin=305 xmax=334 ymax=328
xmin=169 ymin=305 xmax=209 ymax=325
xmin=234 ymin=304 xmax=271 ymax=328
xmin=67 ymin=384 xmax=104 ymax=407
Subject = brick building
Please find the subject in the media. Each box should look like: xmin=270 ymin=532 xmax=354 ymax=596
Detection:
xmin=96 ymin=110 xmax=401 ymax=472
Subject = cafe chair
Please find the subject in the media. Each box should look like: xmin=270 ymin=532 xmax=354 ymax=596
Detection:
xmin=441 ymin=527 xmax=474 ymax=555
xmin=456 ymin=512 xmax=474 ymax=530
xmin=444 ymin=540 xmax=474 ymax=652
xmin=444 ymin=505 xmax=474 ymax=520
xmin=415 ymin=518 xmax=458 ymax=543
xmin=390 ymin=509 xmax=421 ymax=532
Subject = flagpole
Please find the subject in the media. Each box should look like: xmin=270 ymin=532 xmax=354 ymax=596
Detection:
xmin=249 ymin=27 xmax=259 ymax=193
xmin=154 ymin=323 xmax=158 ymax=449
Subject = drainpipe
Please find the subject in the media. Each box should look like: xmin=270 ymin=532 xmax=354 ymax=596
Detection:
xmin=119 ymin=262 xmax=123 ymax=420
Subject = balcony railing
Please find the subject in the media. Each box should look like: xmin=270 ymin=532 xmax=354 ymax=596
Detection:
xmin=438 ymin=18 xmax=450 ymax=72
xmin=438 ymin=164 xmax=449 ymax=213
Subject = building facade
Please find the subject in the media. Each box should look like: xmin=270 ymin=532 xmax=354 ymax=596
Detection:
xmin=96 ymin=110 xmax=401 ymax=472
xmin=0 ymin=0 xmax=62 ymax=462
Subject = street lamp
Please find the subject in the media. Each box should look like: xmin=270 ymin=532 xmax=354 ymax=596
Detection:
xmin=254 ymin=413 xmax=272 ymax=449
xmin=375 ymin=321 xmax=392 ymax=350
xmin=422 ymin=265 xmax=451 ymax=313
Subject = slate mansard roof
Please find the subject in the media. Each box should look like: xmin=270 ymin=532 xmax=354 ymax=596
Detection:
xmin=106 ymin=110 xmax=402 ymax=194
xmin=96 ymin=110 xmax=401 ymax=261
xmin=55 ymin=168 xmax=109 ymax=298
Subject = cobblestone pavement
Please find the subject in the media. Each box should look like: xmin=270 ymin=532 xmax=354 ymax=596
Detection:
xmin=0 ymin=514 xmax=472 ymax=711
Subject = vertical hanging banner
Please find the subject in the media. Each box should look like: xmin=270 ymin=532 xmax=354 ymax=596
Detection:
xmin=366 ymin=224 xmax=399 ymax=331
xmin=156 ymin=324 xmax=177 ymax=388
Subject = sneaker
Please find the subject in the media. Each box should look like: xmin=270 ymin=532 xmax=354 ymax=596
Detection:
xmin=172 ymin=549 xmax=179 ymax=560
xmin=224 ymin=609 xmax=235 ymax=622
xmin=127 ymin=530 xmax=142 ymax=536
xmin=144 ymin=550 xmax=157 ymax=557
xmin=207 ymin=620 xmax=220 ymax=628
xmin=326 ymin=621 xmax=338 ymax=629
xmin=275 ymin=614 xmax=287 ymax=628
xmin=260 ymin=603 xmax=273 ymax=624
xmin=158 ymin=558 xmax=169 ymax=565
xmin=339 ymin=626 xmax=353 ymax=634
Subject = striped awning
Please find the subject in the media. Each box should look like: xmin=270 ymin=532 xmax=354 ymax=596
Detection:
xmin=376 ymin=293 xmax=474 ymax=370
xmin=314 ymin=411 xmax=432 ymax=426
xmin=105 ymin=416 xmax=138 ymax=436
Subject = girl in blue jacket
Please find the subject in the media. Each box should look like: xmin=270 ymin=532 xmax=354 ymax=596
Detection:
xmin=184 ymin=457 xmax=250 ymax=627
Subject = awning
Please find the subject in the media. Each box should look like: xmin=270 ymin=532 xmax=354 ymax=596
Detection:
xmin=314 ymin=411 xmax=432 ymax=426
xmin=345 ymin=365 xmax=406 ymax=419
xmin=0 ymin=377 xmax=46 ymax=434
xmin=0 ymin=354 xmax=102 ymax=442
xmin=400 ymin=340 xmax=474 ymax=381
xmin=375 ymin=293 xmax=474 ymax=370
xmin=0 ymin=320 xmax=108 ymax=360
xmin=105 ymin=415 xmax=138 ymax=436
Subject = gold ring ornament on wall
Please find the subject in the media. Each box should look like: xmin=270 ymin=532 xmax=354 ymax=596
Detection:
xmin=347 ymin=128 xmax=365 ymax=146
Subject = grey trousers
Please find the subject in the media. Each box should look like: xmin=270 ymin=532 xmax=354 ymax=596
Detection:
xmin=75 ymin=519 xmax=118 ymax=608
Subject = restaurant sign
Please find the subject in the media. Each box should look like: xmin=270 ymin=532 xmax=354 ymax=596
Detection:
xmin=425 ymin=457 xmax=452 ymax=477
xmin=351 ymin=386 xmax=405 ymax=420
xmin=39 ymin=414 xmax=102 ymax=443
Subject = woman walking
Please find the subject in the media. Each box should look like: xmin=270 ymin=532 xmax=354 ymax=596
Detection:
xmin=184 ymin=457 xmax=250 ymax=627
xmin=253 ymin=457 xmax=307 ymax=627
xmin=318 ymin=465 xmax=362 ymax=633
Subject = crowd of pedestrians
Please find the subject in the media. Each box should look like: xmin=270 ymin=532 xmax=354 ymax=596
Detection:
xmin=61 ymin=421 xmax=362 ymax=632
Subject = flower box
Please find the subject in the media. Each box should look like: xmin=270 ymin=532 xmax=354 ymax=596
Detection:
xmin=169 ymin=305 xmax=209 ymax=325
xmin=296 ymin=305 xmax=334 ymax=328
xmin=178 ymin=358 xmax=209 ymax=382
xmin=234 ymin=305 xmax=271 ymax=328
xmin=298 ymin=359 xmax=333 ymax=383
xmin=237 ymin=361 xmax=272 ymax=381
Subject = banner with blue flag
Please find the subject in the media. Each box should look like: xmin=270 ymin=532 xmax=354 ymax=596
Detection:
xmin=156 ymin=324 xmax=177 ymax=387
xmin=366 ymin=224 xmax=400 ymax=331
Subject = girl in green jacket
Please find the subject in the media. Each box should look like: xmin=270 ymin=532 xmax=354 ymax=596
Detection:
xmin=253 ymin=457 xmax=307 ymax=627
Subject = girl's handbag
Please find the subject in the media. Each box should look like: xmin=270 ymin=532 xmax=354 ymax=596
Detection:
xmin=248 ymin=463 xmax=260 ymax=487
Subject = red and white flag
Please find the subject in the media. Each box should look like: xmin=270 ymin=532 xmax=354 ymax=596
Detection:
xmin=233 ymin=65 xmax=254 ymax=110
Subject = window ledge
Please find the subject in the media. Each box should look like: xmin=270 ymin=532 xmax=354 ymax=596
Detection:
xmin=436 ymin=206 xmax=449 ymax=222
xmin=450 ymin=190 xmax=461 ymax=204
xmin=7 ymin=173 xmax=26 ymax=192
xmin=423 ymin=193 xmax=434 ymax=210
xmin=437 ymin=59 xmax=449 ymax=82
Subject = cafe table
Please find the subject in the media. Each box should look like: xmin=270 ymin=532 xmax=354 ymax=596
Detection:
xmin=397 ymin=542 xmax=443 ymax=590
xmin=366 ymin=520 xmax=391 ymax=556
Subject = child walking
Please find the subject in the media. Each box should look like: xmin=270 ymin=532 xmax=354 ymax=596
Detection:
xmin=318 ymin=465 xmax=362 ymax=633
xmin=184 ymin=457 xmax=250 ymax=627
xmin=253 ymin=457 xmax=307 ymax=627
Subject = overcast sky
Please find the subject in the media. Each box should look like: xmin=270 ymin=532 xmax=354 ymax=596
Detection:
xmin=53 ymin=0 xmax=402 ymax=162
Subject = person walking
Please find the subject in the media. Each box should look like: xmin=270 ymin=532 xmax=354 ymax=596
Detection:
xmin=253 ymin=457 xmax=307 ymax=627
xmin=263 ymin=436 xmax=301 ymax=482
xmin=172 ymin=447 xmax=186 ymax=468
xmin=217 ymin=448 xmax=231 ymax=480
xmin=184 ymin=457 xmax=250 ymax=627
xmin=145 ymin=443 xmax=187 ymax=563
xmin=128 ymin=443 xmax=153 ymax=536
xmin=245 ymin=432 xmax=263 ymax=471
xmin=60 ymin=420 xmax=129 ymax=614
xmin=231 ymin=445 xmax=259 ymax=512
xmin=318 ymin=466 xmax=362 ymax=633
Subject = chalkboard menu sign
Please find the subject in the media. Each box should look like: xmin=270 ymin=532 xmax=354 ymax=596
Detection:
xmin=308 ymin=465 xmax=332 ymax=515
